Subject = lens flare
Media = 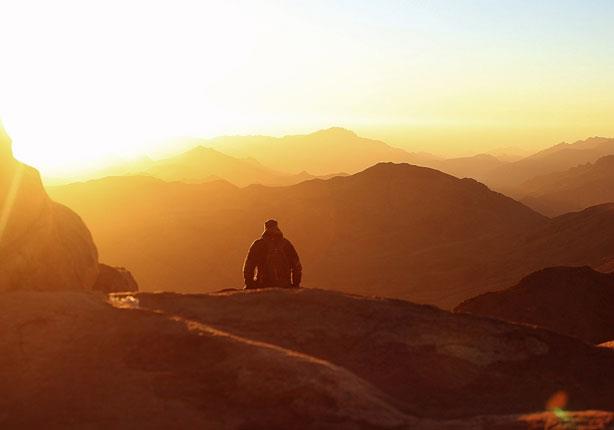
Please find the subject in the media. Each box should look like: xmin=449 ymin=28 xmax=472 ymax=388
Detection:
xmin=0 ymin=163 xmax=25 ymax=244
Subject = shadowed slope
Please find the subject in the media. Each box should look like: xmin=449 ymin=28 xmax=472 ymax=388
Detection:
xmin=49 ymin=163 xmax=614 ymax=308
xmin=483 ymin=137 xmax=614 ymax=192
xmin=520 ymin=155 xmax=614 ymax=216
xmin=50 ymin=163 xmax=554 ymax=307
xmin=0 ymin=291 xmax=411 ymax=429
xmin=456 ymin=266 xmax=614 ymax=344
xmin=132 ymin=288 xmax=614 ymax=419
xmin=1 ymin=289 xmax=612 ymax=428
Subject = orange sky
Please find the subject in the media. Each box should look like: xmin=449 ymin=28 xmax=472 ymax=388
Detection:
xmin=1 ymin=1 xmax=613 ymax=175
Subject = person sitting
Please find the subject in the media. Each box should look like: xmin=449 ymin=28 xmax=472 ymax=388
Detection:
xmin=243 ymin=219 xmax=302 ymax=289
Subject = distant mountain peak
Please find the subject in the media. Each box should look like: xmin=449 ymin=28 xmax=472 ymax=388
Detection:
xmin=360 ymin=161 xmax=445 ymax=177
xmin=580 ymin=136 xmax=610 ymax=143
xmin=310 ymin=127 xmax=358 ymax=138
xmin=185 ymin=145 xmax=216 ymax=155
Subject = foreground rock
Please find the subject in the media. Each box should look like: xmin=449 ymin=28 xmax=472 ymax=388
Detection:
xmin=0 ymin=291 xmax=411 ymax=429
xmin=132 ymin=288 xmax=614 ymax=420
xmin=456 ymin=266 xmax=614 ymax=344
xmin=0 ymin=124 xmax=99 ymax=290
xmin=2 ymin=288 xmax=613 ymax=429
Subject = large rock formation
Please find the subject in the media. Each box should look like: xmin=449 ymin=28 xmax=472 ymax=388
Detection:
xmin=456 ymin=266 xmax=614 ymax=344
xmin=0 ymin=123 xmax=99 ymax=290
xmin=1 ymin=288 xmax=613 ymax=429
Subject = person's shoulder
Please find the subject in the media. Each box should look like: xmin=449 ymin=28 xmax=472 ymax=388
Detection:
xmin=283 ymin=237 xmax=296 ymax=248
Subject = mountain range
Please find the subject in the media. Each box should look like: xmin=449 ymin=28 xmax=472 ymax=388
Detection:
xmin=482 ymin=137 xmax=614 ymax=193
xmin=48 ymin=162 xmax=614 ymax=309
xmin=44 ymin=130 xmax=614 ymax=217
xmin=3 ymin=121 xmax=614 ymax=428
xmin=519 ymin=155 xmax=614 ymax=216
xmin=188 ymin=127 xmax=438 ymax=175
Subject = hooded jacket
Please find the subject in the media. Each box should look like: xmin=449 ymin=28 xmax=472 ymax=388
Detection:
xmin=243 ymin=226 xmax=302 ymax=289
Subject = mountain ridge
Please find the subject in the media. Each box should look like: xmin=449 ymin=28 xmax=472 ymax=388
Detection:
xmin=482 ymin=137 xmax=614 ymax=192
xmin=48 ymin=161 xmax=614 ymax=308
xmin=519 ymin=155 xmax=614 ymax=215
xmin=455 ymin=266 xmax=614 ymax=344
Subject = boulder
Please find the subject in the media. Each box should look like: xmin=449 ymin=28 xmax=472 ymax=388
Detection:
xmin=0 ymin=123 xmax=99 ymax=291
xmin=93 ymin=264 xmax=139 ymax=293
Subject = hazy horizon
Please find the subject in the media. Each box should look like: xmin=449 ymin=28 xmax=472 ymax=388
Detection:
xmin=2 ymin=0 xmax=614 ymax=176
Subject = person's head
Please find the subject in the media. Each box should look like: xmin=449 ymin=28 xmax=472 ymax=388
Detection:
xmin=262 ymin=219 xmax=283 ymax=237
xmin=264 ymin=219 xmax=278 ymax=230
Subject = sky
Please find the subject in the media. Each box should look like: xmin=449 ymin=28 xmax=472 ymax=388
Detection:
xmin=1 ymin=0 xmax=614 ymax=175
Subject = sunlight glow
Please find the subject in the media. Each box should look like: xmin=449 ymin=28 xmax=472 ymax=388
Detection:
xmin=1 ymin=0 xmax=614 ymax=176
xmin=0 ymin=164 xmax=25 ymax=244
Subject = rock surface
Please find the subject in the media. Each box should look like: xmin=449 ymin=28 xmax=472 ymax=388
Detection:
xmin=0 ymin=124 xmax=99 ymax=291
xmin=93 ymin=264 xmax=139 ymax=293
xmin=456 ymin=266 xmax=614 ymax=344
xmin=2 ymin=288 xmax=613 ymax=429
xmin=132 ymin=288 xmax=614 ymax=420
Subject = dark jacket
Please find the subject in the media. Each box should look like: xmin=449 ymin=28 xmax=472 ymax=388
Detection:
xmin=243 ymin=228 xmax=302 ymax=289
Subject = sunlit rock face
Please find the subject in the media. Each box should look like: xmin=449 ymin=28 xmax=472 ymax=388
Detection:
xmin=0 ymin=124 xmax=99 ymax=290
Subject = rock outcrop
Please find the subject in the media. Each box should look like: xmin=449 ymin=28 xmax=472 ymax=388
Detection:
xmin=2 ymin=288 xmax=613 ymax=429
xmin=456 ymin=266 xmax=614 ymax=344
xmin=0 ymin=123 xmax=99 ymax=290
xmin=93 ymin=264 xmax=139 ymax=293
xmin=131 ymin=288 xmax=614 ymax=420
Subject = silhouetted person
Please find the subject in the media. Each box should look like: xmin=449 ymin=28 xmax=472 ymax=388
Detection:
xmin=243 ymin=219 xmax=302 ymax=289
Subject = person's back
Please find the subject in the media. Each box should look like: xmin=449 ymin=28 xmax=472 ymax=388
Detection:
xmin=243 ymin=219 xmax=302 ymax=289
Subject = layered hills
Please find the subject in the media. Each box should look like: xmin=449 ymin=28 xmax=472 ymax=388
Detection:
xmin=201 ymin=127 xmax=438 ymax=175
xmin=482 ymin=137 xmax=614 ymax=192
xmin=48 ymin=135 xmax=353 ymax=187
xmin=48 ymin=162 xmax=614 ymax=308
xmin=138 ymin=145 xmax=300 ymax=187
xmin=4 ymin=121 xmax=614 ymax=428
xmin=456 ymin=266 xmax=614 ymax=344
xmin=519 ymin=155 xmax=614 ymax=216
xmin=429 ymin=153 xmax=508 ymax=182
